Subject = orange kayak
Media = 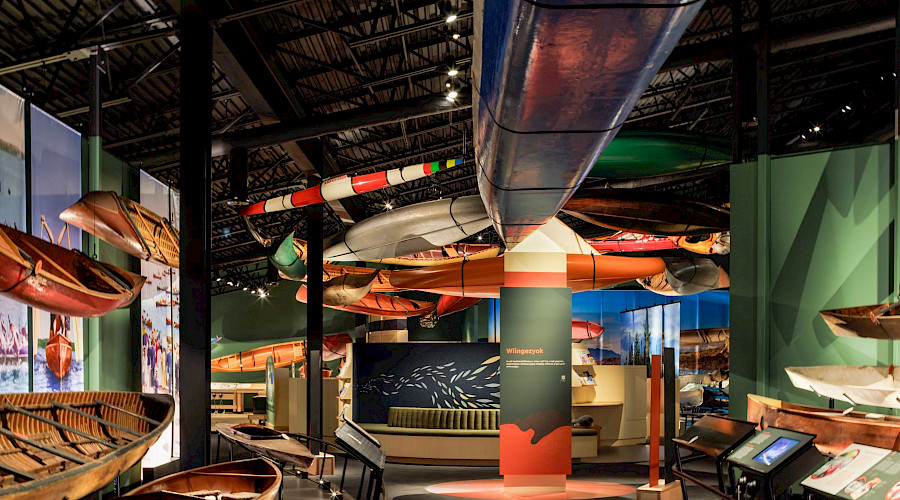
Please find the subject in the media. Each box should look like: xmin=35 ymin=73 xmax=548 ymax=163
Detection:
xmin=387 ymin=254 xmax=666 ymax=298
xmin=297 ymin=285 xmax=435 ymax=318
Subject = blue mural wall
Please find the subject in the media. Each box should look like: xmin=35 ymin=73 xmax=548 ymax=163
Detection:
xmin=354 ymin=342 xmax=500 ymax=423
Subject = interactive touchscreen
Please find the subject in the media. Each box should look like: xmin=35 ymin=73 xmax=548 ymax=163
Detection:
xmin=753 ymin=437 xmax=800 ymax=466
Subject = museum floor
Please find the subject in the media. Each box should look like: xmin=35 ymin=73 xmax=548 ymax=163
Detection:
xmin=213 ymin=441 xmax=720 ymax=500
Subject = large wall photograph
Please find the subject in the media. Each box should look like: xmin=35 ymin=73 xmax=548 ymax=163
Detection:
xmin=29 ymin=105 xmax=83 ymax=392
xmin=0 ymin=85 xmax=27 ymax=392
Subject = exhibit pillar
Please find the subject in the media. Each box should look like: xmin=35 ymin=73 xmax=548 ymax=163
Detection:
xmin=500 ymin=249 xmax=571 ymax=491
xmin=178 ymin=4 xmax=212 ymax=470
xmin=84 ymin=48 xmax=103 ymax=391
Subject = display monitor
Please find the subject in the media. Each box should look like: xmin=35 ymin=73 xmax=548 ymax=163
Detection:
xmin=753 ymin=437 xmax=800 ymax=466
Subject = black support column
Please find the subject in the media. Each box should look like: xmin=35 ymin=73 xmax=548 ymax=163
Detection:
xmin=756 ymin=0 xmax=770 ymax=155
xmin=178 ymin=4 xmax=213 ymax=470
xmin=306 ymin=200 xmax=323 ymax=454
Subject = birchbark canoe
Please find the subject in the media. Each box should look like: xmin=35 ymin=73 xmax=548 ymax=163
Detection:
xmin=0 ymin=391 xmax=173 ymax=500
xmin=60 ymin=191 xmax=179 ymax=268
xmin=369 ymin=243 xmax=501 ymax=266
xmin=297 ymin=285 xmax=436 ymax=318
xmin=0 ymin=223 xmax=145 ymax=317
xmin=786 ymin=365 xmax=900 ymax=409
xmin=746 ymin=394 xmax=900 ymax=456
xmin=215 ymin=424 xmax=315 ymax=469
xmin=819 ymin=303 xmax=900 ymax=340
xmin=125 ymin=458 xmax=281 ymax=500
xmin=562 ymin=188 xmax=730 ymax=236
xmin=323 ymin=269 xmax=381 ymax=306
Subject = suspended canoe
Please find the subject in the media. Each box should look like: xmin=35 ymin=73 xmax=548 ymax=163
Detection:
xmin=370 ymin=243 xmax=501 ymax=267
xmin=269 ymin=232 xmax=307 ymax=281
xmin=671 ymin=233 xmax=730 ymax=255
xmin=387 ymin=254 xmax=666 ymax=298
xmin=638 ymin=260 xmax=729 ymax=296
xmin=680 ymin=328 xmax=729 ymax=347
xmin=562 ymin=188 xmax=730 ymax=236
xmin=211 ymin=340 xmax=306 ymax=373
xmin=786 ymin=365 xmax=900 ymax=409
xmin=419 ymin=295 xmax=482 ymax=328
xmin=588 ymin=130 xmax=732 ymax=180
xmin=0 ymin=391 xmax=173 ymax=500
xmin=60 ymin=191 xmax=179 ymax=268
xmin=474 ymin=0 xmax=702 ymax=245
xmin=297 ymin=286 xmax=435 ymax=318
xmin=323 ymin=269 xmax=381 ymax=306
xmin=747 ymin=394 xmax=900 ymax=456
xmin=323 ymin=264 xmax=396 ymax=293
xmin=215 ymin=424 xmax=315 ymax=469
xmin=819 ymin=303 xmax=900 ymax=340
xmin=0 ymin=223 xmax=145 ymax=317
xmin=324 ymin=196 xmax=491 ymax=262
xmin=125 ymin=458 xmax=281 ymax=500
xmin=572 ymin=320 xmax=603 ymax=340
xmin=45 ymin=331 xmax=72 ymax=379
xmin=588 ymin=233 xmax=679 ymax=253
xmin=241 ymin=159 xmax=463 ymax=216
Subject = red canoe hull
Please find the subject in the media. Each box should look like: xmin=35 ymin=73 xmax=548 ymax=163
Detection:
xmin=46 ymin=333 xmax=72 ymax=379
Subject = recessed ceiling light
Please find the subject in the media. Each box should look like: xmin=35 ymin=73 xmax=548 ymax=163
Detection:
xmin=452 ymin=32 xmax=460 ymax=40
xmin=448 ymin=90 xmax=458 ymax=99
xmin=447 ymin=68 xmax=458 ymax=77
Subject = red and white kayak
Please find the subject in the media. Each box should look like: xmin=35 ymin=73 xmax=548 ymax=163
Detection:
xmin=588 ymin=233 xmax=679 ymax=253
xmin=241 ymin=159 xmax=463 ymax=215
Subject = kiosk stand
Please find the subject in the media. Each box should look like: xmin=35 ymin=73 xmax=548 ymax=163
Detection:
xmin=724 ymin=427 xmax=822 ymax=500
xmin=672 ymin=414 xmax=758 ymax=500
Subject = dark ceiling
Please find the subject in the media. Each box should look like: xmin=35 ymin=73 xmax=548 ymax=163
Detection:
xmin=0 ymin=0 xmax=895 ymax=294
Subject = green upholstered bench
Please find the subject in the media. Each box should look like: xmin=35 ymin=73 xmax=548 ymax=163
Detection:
xmin=356 ymin=407 xmax=598 ymax=463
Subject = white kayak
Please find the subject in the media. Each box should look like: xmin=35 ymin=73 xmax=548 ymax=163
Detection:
xmin=786 ymin=365 xmax=900 ymax=409
xmin=323 ymin=195 xmax=492 ymax=261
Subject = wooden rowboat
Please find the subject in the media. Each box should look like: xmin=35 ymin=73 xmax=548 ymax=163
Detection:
xmin=747 ymin=394 xmax=900 ymax=456
xmin=60 ymin=191 xmax=179 ymax=268
xmin=0 ymin=223 xmax=145 ymax=317
xmin=45 ymin=331 xmax=72 ymax=379
xmin=819 ymin=303 xmax=900 ymax=339
xmin=0 ymin=391 xmax=173 ymax=500
xmin=785 ymin=365 xmax=900 ymax=409
xmin=215 ymin=424 xmax=315 ymax=469
xmin=125 ymin=458 xmax=281 ymax=500
xmin=297 ymin=285 xmax=436 ymax=318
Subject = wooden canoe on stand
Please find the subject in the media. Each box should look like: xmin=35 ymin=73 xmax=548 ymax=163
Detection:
xmin=819 ymin=303 xmax=900 ymax=339
xmin=0 ymin=223 xmax=145 ymax=317
xmin=0 ymin=391 xmax=173 ymax=500
xmin=125 ymin=458 xmax=281 ymax=500
xmin=747 ymin=394 xmax=900 ymax=456
xmin=61 ymin=191 xmax=179 ymax=268
xmin=215 ymin=424 xmax=315 ymax=469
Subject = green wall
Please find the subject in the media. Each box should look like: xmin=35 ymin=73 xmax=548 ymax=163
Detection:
xmin=730 ymin=143 xmax=900 ymax=418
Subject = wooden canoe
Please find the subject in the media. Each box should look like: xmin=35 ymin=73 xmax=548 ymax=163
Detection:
xmin=419 ymin=295 xmax=482 ymax=327
xmin=323 ymin=269 xmax=381 ymax=306
xmin=562 ymin=188 xmax=730 ymax=236
xmin=746 ymin=394 xmax=900 ymax=456
xmin=45 ymin=330 xmax=72 ymax=379
xmin=211 ymin=334 xmax=352 ymax=372
xmin=0 ymin=391 xmax=173 ymax=500
xmin=0 ymin=223 xmax=145 ymax=317
xmin=785 ymin=365 xmax=900 ymax=409
xmin=125 ymin=458 xmax=281 ymax=500
xmin=369 ymin=243 xmax=501 ymax=266
xmin=60 ymin=191 xmax=179 ymax=268
xmin=572 ymin=320 xmax=604 ymax=340
xmin=297 ymin=285 xmax=436 ymax=318
xmin=215 ymin=424 xmax=315 ymax=469
xmin=819 ymin=303 xmax=900 ymax=340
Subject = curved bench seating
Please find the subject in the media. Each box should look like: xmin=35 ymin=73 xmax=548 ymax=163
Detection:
xmin=358 ymin=407 xmax=598 ymax=464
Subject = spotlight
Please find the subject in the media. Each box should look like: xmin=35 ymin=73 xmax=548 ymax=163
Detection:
xmin=845 ymin=105 xmax=851 ymax=110
xmin=242 ymin=285 xmax=249 ymax=290
xmin=445 ymin=79 xmax=452 ymax=88
xmin=445 ymin=13 xmax=457 ymax=22
xmin=227 ymin=280 xmax=234 ymax=286
xmin=384 ymin=202 xmax=393 ymax=210
xmin=216 ymin=276 xmax=222 ymax=282
xmin=477 ymin=235 xmax=483 ymax=241
xmin=452 ymin=32 xmax=460 ymax=40
xmin=447 ymin=68 xmax=459 ymax=77
xmin=813 ymin=125 xmax=821 ymax=132
xmin=447 ymin=90 xmax=458 ymax=99
xmin=257 ymin=287 xmax=265 ymax=295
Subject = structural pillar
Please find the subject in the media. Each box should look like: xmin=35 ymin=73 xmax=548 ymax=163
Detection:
xmin=500 ymin=245 xmax=571 ymax=492
xmin=306 ymin=199 xmax=323 ymax=454
xmin=178 ymin=5 xmax=213 ymax=470
xmin=754 ymin=0 xmax=771 ymax=397
xmin=84 ymin=47 xmax=103 ymax=391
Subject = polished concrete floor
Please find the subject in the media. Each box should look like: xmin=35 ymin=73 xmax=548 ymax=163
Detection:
xmin=212 ymin=438 xmax=722 ymax=500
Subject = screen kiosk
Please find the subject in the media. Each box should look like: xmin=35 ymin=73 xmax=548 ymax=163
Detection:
xmin=724 ymin=427 xmax=821 ymax=500
xmin=335 ymin=418 xmax=387 ymax=500
xmin=672 ymin=415 xmax=758 ymax=500
xmin=800 ymin=443 xmax=899 ymax=500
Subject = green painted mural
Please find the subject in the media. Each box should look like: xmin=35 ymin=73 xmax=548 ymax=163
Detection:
xmin=730 ymin=143 xmax=899 ymax=419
